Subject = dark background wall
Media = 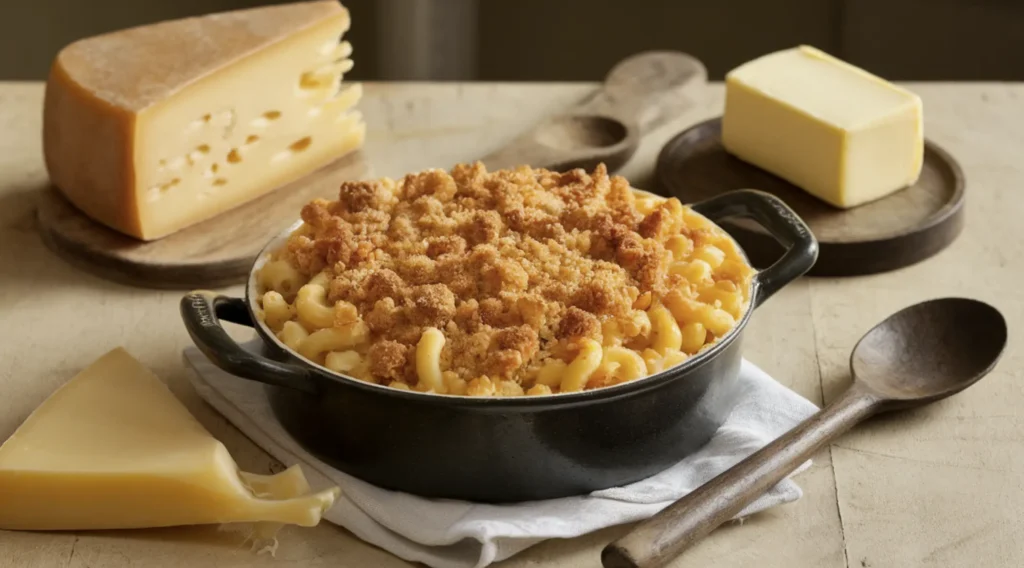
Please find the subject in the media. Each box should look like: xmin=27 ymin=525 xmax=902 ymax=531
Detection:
xmin=3 ymin=0 xmax=1023 ymax=82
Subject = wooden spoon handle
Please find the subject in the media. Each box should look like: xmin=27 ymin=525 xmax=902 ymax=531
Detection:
xmin=481 ymin=51 xmax=706 ymax=172
xmin=602 ymin=385 xmax=880 ymax=568
xmin=574 ymin=51 xmax=708 ymax=128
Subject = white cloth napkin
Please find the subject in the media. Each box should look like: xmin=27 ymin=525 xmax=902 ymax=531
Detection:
xmin=183 ymin=341 xmax=819 ymax=568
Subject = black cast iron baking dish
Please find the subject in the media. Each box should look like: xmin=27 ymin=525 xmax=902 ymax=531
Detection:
xmin=181 ymin=189 xmax=817 ymax=503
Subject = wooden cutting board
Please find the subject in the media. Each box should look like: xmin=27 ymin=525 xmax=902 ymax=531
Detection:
xmin=656 ymin=118 xmax=966 ymax=276
xmin=36 ymin=151 xmax=369 ymax=289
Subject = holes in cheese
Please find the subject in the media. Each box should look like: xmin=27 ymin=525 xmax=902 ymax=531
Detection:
xmin=155 ymin=124 xmax=269 ymax=196
xmin=0 ymin=348 xmax=339 ymax=531
xmin=298 ymin=60 xmax=351 ymax=93
xmin=165 ymin=155 xmax=186 ymax=171
xmin=212 ymin=110 xmax=235 ymax=129
xmin=223 ymin=134 xmax=262 ymax=168
xmin=250 ymin=110 xmax=284 ymax=129
xmin=308 ymin=84 xmax=363 ymax=119
xmin=324 ymin=84 xmax=362 ymax=115
xmin=299 ymin=71 xmax=331 ymax=90
xmin=146 ymin=178 xmax=181 ymax=202
xmin=320 ymin=39 xmax=353 ymax=60
xmin=44 ymin=0 xmax=366 ymax=240
xmin=271 ymin=137 xmax=314 ymax=164
xmin=290 ymin=137 xmax=313 ymax=153
xmin=187 ymin=110 xmax=235 ymax=134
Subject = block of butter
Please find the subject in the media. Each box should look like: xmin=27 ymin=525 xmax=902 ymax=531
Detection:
xmin=44 ymin=1 xmax=364 ymax=241
xmin=0 ymin=348 xmax=338 ymax=531
xmin=722 ymin=45 xmax=923 ymax=209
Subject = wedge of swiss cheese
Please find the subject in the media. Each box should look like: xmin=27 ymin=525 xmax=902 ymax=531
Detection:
xmin=44 ymin=0 xmax=364 ymax=241
xmin=0 ymin=347 xmax=339 ymax=531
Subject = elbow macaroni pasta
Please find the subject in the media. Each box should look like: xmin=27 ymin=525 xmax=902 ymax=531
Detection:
xmin=254 ymin=165 xmax=755 ymax=397
xmin=602 ymin=347 xmax=647 ymax=385
xmin=295 ymin=284 xmax=336 ymax=330
xmin=258 ymin=259 xmax=304 ymax=301
xmin=648 ymin=304 xmax=683 ymax=354
xmin=298 ymin=323 xmax=368 ymax=362
xmin=262 ymin=291 xmax=294 ymax=331
xmin=415 ymin=327 xmax=446 ymax=393
xmin=560 ymin=339 xmax=604 ymax=393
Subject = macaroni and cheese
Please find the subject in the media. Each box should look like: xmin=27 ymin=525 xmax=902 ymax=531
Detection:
xmin=255 ymin=163 xmax=755 ymax=396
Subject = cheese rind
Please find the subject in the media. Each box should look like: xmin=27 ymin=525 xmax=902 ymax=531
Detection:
xmin=0 ymin=348 xmax=339 ymax=531
xmin=722 ymin=45 xmax=924 ymax=209
xmin=44 ymin=0 xmax=365 ymax=240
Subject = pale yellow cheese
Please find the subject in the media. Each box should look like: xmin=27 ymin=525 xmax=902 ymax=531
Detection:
xmin=722 ymin=45 xmax=923 ymax=209
xmin=0 ymin=348 xmax=339 ymax=531
xmin=44 ymin=0 xmax=365 ymax=240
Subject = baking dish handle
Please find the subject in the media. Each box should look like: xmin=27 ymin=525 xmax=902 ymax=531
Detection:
xmin=181 ymin=291 xmax=319 ymax=395
xmin=691 ymin=189 xmax=818 ymax=308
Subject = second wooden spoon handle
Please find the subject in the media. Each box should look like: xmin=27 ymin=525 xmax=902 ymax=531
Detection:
xmin=574 ymin=51 xmax=707 ymax=127
xmin=602 ymin=385 xmax=880 ymax=568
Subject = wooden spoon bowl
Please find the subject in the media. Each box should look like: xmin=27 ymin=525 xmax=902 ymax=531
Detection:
xmin=853 ymin=297 xmax=1007 ymax=408
xmin=481 ymin=51 xmax=707 ymax=173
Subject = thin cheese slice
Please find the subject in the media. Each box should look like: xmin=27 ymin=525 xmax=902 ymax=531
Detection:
xmin=0 ymin=348 xmax=339 ymax=531
xmin=44 ymin=0 xmax=365 ymax=241
xmin=722 ymin=45 xmax=924 ymax=209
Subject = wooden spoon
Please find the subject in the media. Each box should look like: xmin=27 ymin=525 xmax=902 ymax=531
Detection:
xmin=480 ymin=51 xmax=707 ymax=173
xmin=603 ymin=297 xmax=1008 ymax=568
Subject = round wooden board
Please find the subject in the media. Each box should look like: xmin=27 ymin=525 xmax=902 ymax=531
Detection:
xmin=37 ymin=150 xmax=370 ymax=289
xmin=656 ymin=118 xmax=965 ymax=276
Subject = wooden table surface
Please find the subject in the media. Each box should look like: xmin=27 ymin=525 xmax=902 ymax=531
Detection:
xmin=1 ymin=81 xmax=1021 ymax=568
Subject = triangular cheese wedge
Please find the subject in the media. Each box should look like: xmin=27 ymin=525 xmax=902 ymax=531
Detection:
xmin=44 ymin=0 xmax=364 ymax=240
xmin=0 ymin=348 xmax=338 ymax=531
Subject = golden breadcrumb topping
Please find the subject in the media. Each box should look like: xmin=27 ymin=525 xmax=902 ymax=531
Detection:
xmin=260 ymin=162 xmax=754 ymax=394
